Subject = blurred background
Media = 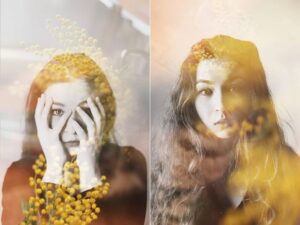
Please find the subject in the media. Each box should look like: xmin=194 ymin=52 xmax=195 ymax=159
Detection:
xmin=0 ymin=0 xmax=149 ymax=215
xmin=151 ymin=0 xmax=300 ymax=155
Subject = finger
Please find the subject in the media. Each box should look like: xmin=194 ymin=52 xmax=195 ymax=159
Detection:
xmin=76 ymin=106 xmax=95 ymax=138
xmin=35 ymin=94 xmax=45 ymax=121
xmin=95 ymin=96 xmax=105 ymax=118
xmin=72 ymin=119 xmax=87 ymax=140
xmin=95 ymin=97 xmax=106 ymax=133
xmin=41 ymin=96 xmax=53 ymax=128
xmin=87 ymin=97 xmax=101 ymax=129
xmin=54 ymin=111 xmax=72 ymax=134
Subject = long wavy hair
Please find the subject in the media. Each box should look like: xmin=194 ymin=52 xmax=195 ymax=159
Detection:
xmin=151 ymin=35 xmax=292 ymax=225
xmin=22 ymin=53 xmax=116 ymax=158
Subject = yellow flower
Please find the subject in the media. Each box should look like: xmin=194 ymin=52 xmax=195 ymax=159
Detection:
xmin=22 ymin=154 xmax=109 ymax=224
xmin=95 ymin=207 xmax=100 ymax=213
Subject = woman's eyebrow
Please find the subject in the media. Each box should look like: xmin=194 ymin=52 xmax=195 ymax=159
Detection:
xmin=196 ymin=79 xmax=214 ymax=85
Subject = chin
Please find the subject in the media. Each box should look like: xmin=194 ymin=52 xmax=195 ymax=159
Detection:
xmin=214 ymin=130 xmax=235 ymax=139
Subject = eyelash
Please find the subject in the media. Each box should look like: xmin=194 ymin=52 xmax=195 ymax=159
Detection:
xmin=51 ymin=109 xmax=64 ymax=117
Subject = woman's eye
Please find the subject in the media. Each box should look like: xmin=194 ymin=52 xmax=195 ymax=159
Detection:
xmin=199 ymin=88 xmax=213 ymax=96
xmin=82 ymin=107 xmax=93 ymax=118
xmin=51 ymin=109 xmax=64 ymax=116
xmin=228 ymin=86 xmax=242 ymax=95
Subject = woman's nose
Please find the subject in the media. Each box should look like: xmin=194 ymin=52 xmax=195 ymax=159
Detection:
xmin=213 ymin=88 xmax=224 ymax=112
xmin=64 ymin=111 xmax=76 ymax=133
xmin=64 ymin=110 xmax=87 ymax=132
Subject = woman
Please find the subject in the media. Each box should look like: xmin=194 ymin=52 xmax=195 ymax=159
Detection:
xmin=151 ymin=35 xmax=300 ymax=225
xmin=2 ymin=53 xmax=147 ymax=225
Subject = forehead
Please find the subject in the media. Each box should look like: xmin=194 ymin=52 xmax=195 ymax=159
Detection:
xmin=196 ymin=59 xmax=236 ymax=84
xmin=44 ymin=79 xmax=92 ymax=104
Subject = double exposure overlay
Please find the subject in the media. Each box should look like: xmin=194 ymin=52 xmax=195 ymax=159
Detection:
xmin=1 ymin=1 xmax=300 ymax=225
xmin=1 ymin=1 xmax=148 ymax=224
xmin=2 ymin=52 xmax=147 ymax=225
xmin=151 ymin=35 xmax=300 ymax=225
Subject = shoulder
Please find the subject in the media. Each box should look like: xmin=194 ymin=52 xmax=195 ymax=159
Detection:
xmin=101 ymin=143 xmax=145 ymax=159
xmin=2 ymin=157 xmax=36 ymax=195
xmin=119 ymin=145 xmax=147 ymax=171
xmin=3 ymin=157 xmax=36 ymax=187
xmin=100 ymin=143 xmax=146 ymax=173
xmin=99 ymin=143 xmax=147 ymax=197
xmin=2 ymin=157 xmax=36 ymax=224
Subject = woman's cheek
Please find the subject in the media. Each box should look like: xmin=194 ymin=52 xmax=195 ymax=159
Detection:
xmin=195 ymin=97 xmax=212 ymax=120
xmin=50 ymin=116 xmax=60 ymax=129
xmin=229 ymin=97 xmax=251 ymax=126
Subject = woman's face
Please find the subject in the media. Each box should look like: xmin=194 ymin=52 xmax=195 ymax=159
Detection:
xmin=195 ymin=59 xmax=250 ymax=139
xmin=43 ymin=79 xmax=96 ymax=148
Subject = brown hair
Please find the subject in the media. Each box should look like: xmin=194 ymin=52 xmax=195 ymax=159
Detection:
xmin=151 ymin=35 xmax=291 ymax=225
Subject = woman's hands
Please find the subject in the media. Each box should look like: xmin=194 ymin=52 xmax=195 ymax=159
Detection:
xmin=35 ymin=94 xmax=104 ymax=191
xmin=72 ymin=96 xmax=105 ymax=192
xmin=35 ymin=94 xmax=71 ymax=184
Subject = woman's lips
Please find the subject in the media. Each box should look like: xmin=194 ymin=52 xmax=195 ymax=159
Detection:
xmin=214 ymin=119 xmax=228 ymax=125
xmin=214 ymin=119 xmax=231 ymax=128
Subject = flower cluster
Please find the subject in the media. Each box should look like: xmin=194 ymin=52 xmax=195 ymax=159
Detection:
xmin=21 ymin=154 xmax=109 ymax=225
